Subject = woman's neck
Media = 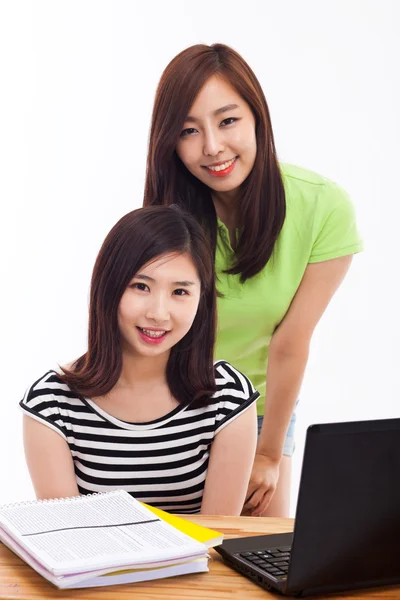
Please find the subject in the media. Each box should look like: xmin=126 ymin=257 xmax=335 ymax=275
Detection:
xmin=92 ymin=349 xmax=178 ymax=423
xmin=212 ymin=189 xmax=239 ymax=231
xmin=117 ymin=349 xmax=169 ymax=390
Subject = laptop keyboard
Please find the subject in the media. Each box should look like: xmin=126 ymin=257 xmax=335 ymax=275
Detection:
xmin=237 ymin=546 xmax=291 ymax=579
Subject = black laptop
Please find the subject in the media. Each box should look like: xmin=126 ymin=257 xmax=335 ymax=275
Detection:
xmin=216 ymin=418 xmax=400 ymax=596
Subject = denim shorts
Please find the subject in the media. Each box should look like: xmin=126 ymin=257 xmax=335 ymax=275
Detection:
xmin=257 ymin=400 xmax=298 ymax=457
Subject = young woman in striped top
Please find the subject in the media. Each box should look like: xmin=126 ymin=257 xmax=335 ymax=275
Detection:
xmin=21 ymin=206 xmax=258 ymax=514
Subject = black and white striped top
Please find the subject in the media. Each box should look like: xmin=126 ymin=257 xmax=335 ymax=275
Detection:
xmin=20 ymin=360 xmax=259 ymax=514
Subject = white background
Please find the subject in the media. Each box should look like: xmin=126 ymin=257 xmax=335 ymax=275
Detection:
xmin=0 ymin=0 xmax=399 ymax=514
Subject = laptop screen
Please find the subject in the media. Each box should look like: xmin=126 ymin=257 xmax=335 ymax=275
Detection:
xmin=287 ymin=419 xmax=400 ymax=594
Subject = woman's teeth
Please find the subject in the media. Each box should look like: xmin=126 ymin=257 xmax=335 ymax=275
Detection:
xmin=206 ymin=157 xmax=235 ymax=172
xmin=140 ymin=328 xmax=166 ymax=338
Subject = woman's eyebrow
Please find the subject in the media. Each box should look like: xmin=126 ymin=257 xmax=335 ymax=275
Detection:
xmin=135 ymin=274 xmax=154 ymax=282
xmin=185 ymin=103 xmax=239 ymax=123
xmin=173 ymin=280 xmax=196 ymax=286
xmin=135 ymin=274 xmax=196 ymax=286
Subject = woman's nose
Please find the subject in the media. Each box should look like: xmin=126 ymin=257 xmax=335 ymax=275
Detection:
xmin=145 ymin=294 xmax=170 ymax=323
xmin=203 ymin=129 xmax=224 ymax=157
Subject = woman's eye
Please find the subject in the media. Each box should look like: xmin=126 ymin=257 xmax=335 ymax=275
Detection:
xmin=173 ymin=289 xmax=188 ymax=296
xmin=132 ymin=283 xmax=149 ymax=292
xmin=220 ymin=117 xmax=237 ymax=127
xmin=180 ymin=127 xmax=198 ymax=138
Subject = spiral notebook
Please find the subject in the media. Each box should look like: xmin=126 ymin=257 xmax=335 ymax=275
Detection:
xmin=0 ymin=490 xmax=214 ymax=589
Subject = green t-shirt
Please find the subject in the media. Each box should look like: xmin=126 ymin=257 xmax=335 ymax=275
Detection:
xmin=214 ymin=163 xmax=364 ymax=416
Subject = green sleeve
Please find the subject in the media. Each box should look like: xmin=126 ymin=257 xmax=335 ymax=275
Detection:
xmin=309 ymin=181 xmax=364 ymax=263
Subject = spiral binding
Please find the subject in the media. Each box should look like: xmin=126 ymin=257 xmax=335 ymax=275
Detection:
xmin=0 ymin=490 xmax=121 ymax=511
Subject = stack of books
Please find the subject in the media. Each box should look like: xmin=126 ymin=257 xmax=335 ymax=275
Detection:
xmin=0 ymin=489 xmax=222 ymax=589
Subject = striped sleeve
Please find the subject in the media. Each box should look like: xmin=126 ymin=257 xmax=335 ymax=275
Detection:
xmin=19 ymin=371 xmax=70 ymax=440
xmin=213 ymin=361 xmax=259 ymax=435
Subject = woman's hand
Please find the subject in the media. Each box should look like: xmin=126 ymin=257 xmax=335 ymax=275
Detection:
xmin=242 ymin=453 xmax=280 ymax=516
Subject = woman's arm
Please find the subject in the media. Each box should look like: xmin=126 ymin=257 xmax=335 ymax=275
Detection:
xmin=200 ymin=402 xmax=257 ymax=515
xmin=244 ymin=254 xmax=353 ymax=515
xmin=23 ymin=415 xmax=80 ymax=499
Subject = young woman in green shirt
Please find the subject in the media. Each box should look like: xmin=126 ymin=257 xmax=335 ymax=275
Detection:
xmin=143 ymin=43 xmax=363 ymax=517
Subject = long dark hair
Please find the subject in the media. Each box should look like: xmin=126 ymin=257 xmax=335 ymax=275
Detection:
xmin=144 ymin=43 xmax=286 ymax=282
xmin=60 ymin=206 xmax=216 ymax=406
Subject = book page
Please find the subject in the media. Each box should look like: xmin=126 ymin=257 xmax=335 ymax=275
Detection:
xmin=1 ymin=490 xmax=148 ymax=534
xmin=0 ymin=490 xmax=206 ymax=575
xmin=66 ymin=559 xmax=209 ymax=589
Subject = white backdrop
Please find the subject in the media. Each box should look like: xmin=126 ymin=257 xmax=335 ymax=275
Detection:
xmin=0 ymin=0 xmax=399 ymax=514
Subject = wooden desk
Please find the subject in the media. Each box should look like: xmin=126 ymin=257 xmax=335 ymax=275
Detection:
xmin=0 ymin=515 xmax=398 ymax=599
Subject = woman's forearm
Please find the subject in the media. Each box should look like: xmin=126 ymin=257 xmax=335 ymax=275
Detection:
xmin=257 ymin=346 xmax=309 ymax=462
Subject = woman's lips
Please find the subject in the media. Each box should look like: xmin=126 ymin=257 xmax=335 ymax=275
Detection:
xmin=136 ymin=327 xmax=169 ymax=345
xmin=204 ymin=157 xmax=237 ymax=178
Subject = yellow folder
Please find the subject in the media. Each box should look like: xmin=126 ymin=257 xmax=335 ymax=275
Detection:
xmin=142 ymin=504 xmax=223 ymax=548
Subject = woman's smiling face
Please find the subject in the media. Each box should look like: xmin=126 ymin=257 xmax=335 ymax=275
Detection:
xmin=117 ymin=252 xmax=201 ymax=360
xmin=176 ymin=75 xmax=257 ymax=196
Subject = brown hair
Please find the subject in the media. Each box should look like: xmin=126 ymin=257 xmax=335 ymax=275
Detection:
xmin=60 ymin=206 xmax=216 ymax=406
xmin=144 ymin=43 xmax=286 ymax=282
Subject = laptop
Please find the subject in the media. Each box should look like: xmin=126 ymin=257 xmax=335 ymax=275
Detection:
xmin=216 ymin=418 xmax=400 ymax=596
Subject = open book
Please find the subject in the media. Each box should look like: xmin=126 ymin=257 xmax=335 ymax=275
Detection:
xmin=0 ymin=490 xmax=222 ymax=589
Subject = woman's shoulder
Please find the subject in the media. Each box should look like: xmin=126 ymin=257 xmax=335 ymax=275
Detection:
xmin=213 ymin=360 xmax=259 ymax=402
xmin=280 ymin=162 xmax=331 ymax=187
xmin=278 ymin=163 xmax=363 ymax=262
xmin=20 ymin=370 xmax=86 ymax=441
xmin=280 ymin=162 xmax=352 ymax=212
xmin=20 ymin=370 xmax=82 ymax=410
xmin=211 ymin=361 xmax=259 ymax=434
